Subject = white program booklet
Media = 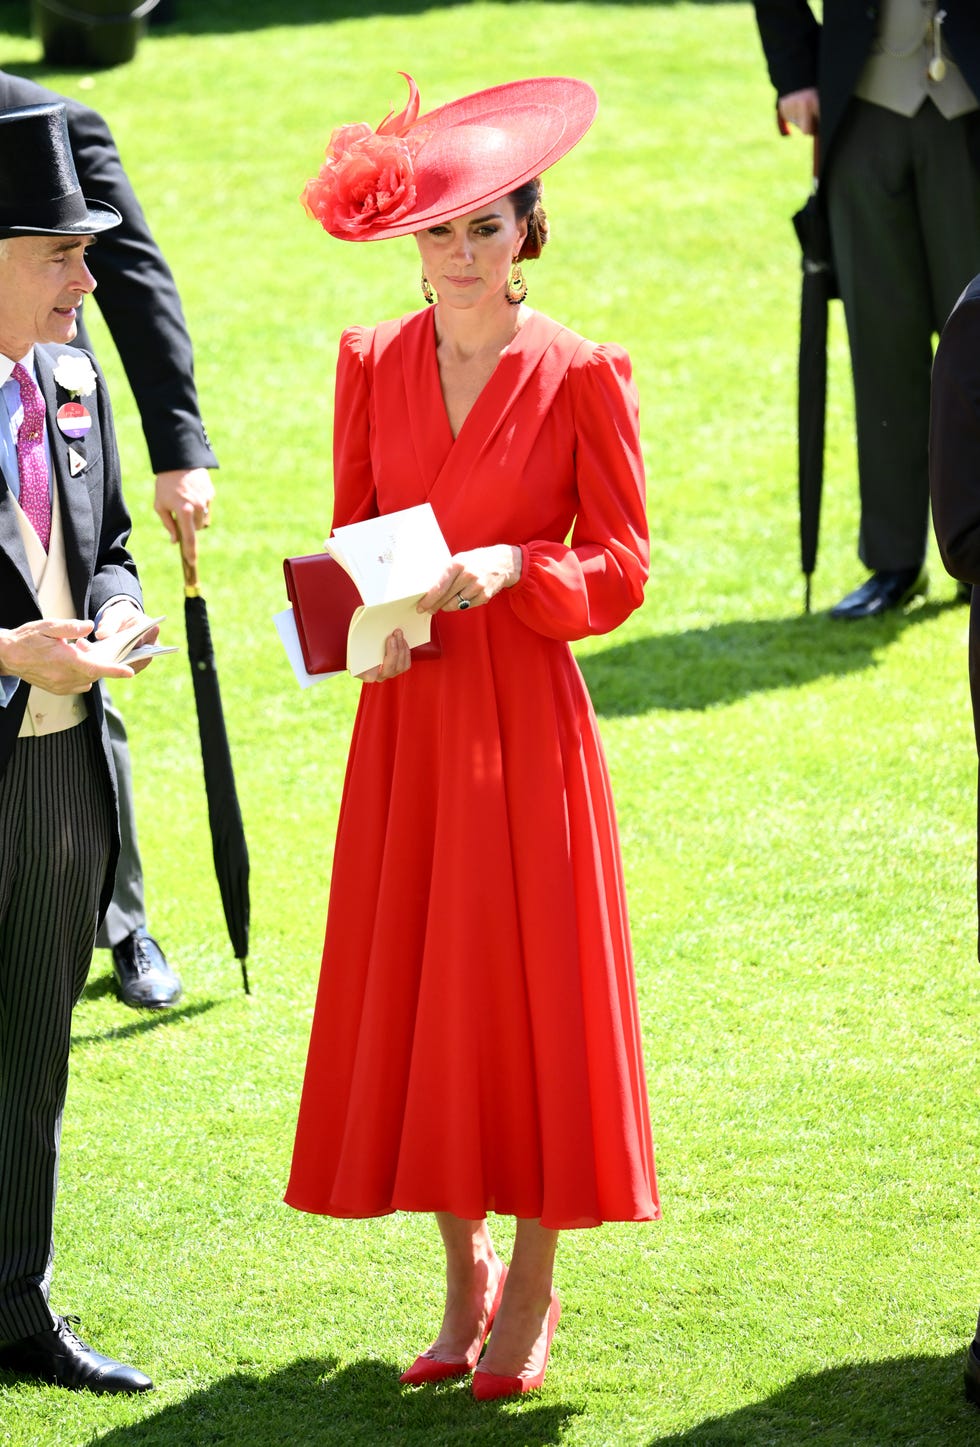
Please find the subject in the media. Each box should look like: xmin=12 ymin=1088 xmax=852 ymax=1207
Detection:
xmin=323 ymin=504 xmax=452 ymax=675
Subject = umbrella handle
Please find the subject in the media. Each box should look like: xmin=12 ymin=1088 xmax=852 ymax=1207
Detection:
xmin=180 ymin=541 xmax=201 ymax=598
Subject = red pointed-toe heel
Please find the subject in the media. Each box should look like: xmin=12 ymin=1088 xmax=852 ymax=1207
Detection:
xmin=399 ymin=1266 xmax=507 ymax=1386
xmin=471 ymin=1291 xmax=561 ymax=1401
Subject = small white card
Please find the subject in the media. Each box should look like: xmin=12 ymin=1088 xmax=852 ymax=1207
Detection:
xmin=87 ymin=614 xmax=167 ymax=664
xmin=273 ymin=607 xmax=337 ymax=688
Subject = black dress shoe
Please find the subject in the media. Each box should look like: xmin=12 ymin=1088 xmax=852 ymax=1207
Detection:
xmin=112 ymin=929 xmax=182 ymax=1009
xmin=0 ymin=1316 xmax=152 ymax=1394
xmin=830 ymin=567 xmax=928 ymax=620
xmin=966 ymin=1338 xmax=980 ymax=1406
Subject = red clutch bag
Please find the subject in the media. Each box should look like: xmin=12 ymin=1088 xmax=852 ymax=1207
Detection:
xmin=283 ymin=552 xmax=441 ymax=675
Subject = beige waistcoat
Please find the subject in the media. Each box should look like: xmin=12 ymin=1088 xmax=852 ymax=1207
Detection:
xmin=855 ymin=0 xmax=979 ymax=119
xmin=13 ymin=482 xmax=87 ymax=736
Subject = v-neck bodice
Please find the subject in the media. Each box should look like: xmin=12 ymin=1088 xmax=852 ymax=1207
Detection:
xmin=427 ymin=311 xmax=536 ymax=443
xmin=408 ymin=305 xmax=563 ymax=464
xmin=333 ymin=306 xmax=615 ymax=553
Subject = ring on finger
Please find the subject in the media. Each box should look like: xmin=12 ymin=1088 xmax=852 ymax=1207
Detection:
xmin=457 ymin=594 xmax=471 ymax=610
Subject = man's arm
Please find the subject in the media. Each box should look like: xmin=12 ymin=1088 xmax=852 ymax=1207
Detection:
xmin=930 ymin=283 xmax=980 ymax=586
xmin=753 ymin=0 xmax=820 ymax=102
xmin=62 ymin=93 xmax=218 ymax=561
xmin=62 ymin=93 xmax=218 ymax=478
xmin=0 ymin=351 xmax=157 ymax=697
xmin=0 ymin=363 xmax=146 ymax=700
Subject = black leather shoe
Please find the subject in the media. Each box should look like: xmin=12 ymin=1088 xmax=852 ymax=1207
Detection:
xmin=966 ymin=1338 xmax=980 ymax=1406
xmin=112 ymin=929 xmax=182 ymax=1009
xmin=0 ymin=1316 xmax=152 ymax=1394
xmin=830 ymin=567 xmax=928 ymax=620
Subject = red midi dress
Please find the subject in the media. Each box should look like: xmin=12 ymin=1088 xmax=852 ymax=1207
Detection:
xmin=286 ymin=307 xmax=659 ymax=1230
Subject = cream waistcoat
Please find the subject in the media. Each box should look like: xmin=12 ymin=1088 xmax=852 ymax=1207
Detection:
xmin=14 ymin=482 xmax=87 ymax=736
xmin=855 ymin=0 xmax=979 ymax=119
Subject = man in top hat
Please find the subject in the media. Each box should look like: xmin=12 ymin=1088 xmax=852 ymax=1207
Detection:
xmin=753 ymin=1 xmax=980 ymax=617
xmin=0 ymin=66 xmax=219 ymax=1012
xmin=0 ymin=101 xmax=156 ymax=1393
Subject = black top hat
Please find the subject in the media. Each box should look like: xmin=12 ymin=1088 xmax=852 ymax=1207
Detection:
xmin=0 ymin=103 xmax=121 ymax=239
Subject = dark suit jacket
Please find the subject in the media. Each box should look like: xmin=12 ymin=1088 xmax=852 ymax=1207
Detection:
xmin=0 ymin=70 xmax=217 ymax=476
xmin=929 ymin=271 xmax=980 ymax=953
xmin=931 ymin=272 xmax=980 ymax=702
xmin=753 ymin=1 xmax=980 ymax=174
xmin=0 ymin=344 xmax=142 ymax=913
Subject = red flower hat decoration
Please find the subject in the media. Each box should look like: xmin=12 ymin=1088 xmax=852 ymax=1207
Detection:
xmin=301 ymin=74 xmax=421 ymax=237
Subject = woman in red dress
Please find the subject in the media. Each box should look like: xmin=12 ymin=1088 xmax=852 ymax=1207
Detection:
xmin=286 ymin=73 xmax=659 ymax=1399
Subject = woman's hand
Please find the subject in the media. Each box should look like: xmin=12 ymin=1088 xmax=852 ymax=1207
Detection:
xmin=357 ymin=628 xmax=412 ymax=683
xmin=418 ymin=545 xmax=523 ymax=615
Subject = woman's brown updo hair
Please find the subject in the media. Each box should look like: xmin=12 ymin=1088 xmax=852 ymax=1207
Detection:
xmin=508 ymin=177 xmax=548 ymax=261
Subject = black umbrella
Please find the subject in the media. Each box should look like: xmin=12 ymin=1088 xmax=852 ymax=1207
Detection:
xmin=181 ymin=543 xmax=251 ymax=992
xmin=792 ymin=138 xmax=838 ymax=613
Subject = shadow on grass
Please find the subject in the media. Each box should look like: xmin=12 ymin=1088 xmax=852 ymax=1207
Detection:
xmin=140 ymin=0 xmax=744 ymax=25
xmin=70 ymin=996 xmax=217 ymax=1047
xmin=648 ymin=1350 xmax=978 ymax=1446
xmin=0 ymin=0 xmax=752 ymax=50
xmin=581 ymin=599 xmax=964 ymax=716
xmin=85 ymin=1356 xmax=580 ymax=1446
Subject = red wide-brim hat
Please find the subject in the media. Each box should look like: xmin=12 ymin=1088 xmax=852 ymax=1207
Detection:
xmin=302 ymin=74 xmax=598 ymax=242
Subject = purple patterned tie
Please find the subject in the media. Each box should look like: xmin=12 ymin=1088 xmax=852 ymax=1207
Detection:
xmin=11 ymin=362 xmax=51 ymax=552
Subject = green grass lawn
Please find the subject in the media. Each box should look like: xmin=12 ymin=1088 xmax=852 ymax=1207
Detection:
xmin=1 ymin=2 xmax=978 ymax=1443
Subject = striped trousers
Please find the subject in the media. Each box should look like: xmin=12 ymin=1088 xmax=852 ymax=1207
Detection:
xmin=0 ymin=725 xmax=111 ymax=1344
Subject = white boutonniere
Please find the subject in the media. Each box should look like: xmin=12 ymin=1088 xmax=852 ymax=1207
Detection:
xmin=53 ymin=354 xmax=98 ymax=399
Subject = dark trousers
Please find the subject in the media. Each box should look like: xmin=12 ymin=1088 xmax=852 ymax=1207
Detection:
xmin=827 ymin=98 xmax=980 ymax=571
xmin=0 ymin=727 xmax=111 ymax=1343
xmin=95 ymin=690 xmax=145 ymax=950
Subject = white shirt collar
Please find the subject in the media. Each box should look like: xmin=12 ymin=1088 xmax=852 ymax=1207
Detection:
xmin=0 ymin=349 xmax=37 ymax=387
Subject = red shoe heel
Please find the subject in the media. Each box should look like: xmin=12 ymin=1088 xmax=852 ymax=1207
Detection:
xmin=399 ymin=1266 xmax=507 ymax=1386
xmin=471 ymin=1291 xmax=561 ymax=1401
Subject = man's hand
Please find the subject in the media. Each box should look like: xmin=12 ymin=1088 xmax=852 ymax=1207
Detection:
xmin=154 ymin=467 xmax=215 ymax=565
xmin=94 ymin=600 xmax=159 ymax=675
xmin=0 ymin=618 xmax=136 ymax=694
xmin=778 ymin=87 xmax=820 ymax=136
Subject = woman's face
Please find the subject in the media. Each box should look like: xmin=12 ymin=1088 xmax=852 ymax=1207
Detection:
xmin=415 ymin=196 xmax=527 ymax=311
